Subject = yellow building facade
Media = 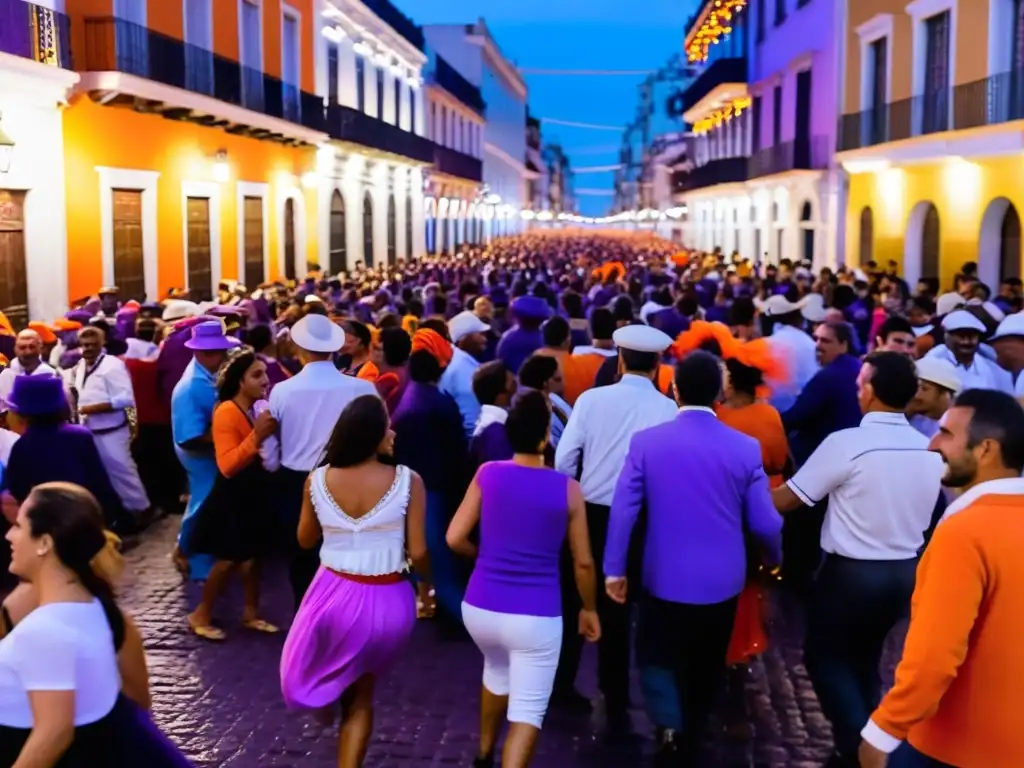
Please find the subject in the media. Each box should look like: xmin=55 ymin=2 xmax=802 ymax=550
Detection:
xmin=839 ymin=0 xmax=1024 ymax=292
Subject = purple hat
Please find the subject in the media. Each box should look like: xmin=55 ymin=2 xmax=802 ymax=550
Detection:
xmin=6 ymin=374 xmax=66 ymax=416
xmin=184 ymin=320 xmax=242 ymax=351
xmin=65 ymin=310 xmax=92 ymax=325
xmin=512 ymin=295 xmax=551 ymax=321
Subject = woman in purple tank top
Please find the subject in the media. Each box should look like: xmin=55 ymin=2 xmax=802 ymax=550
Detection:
xmin=447 ymin=391 xmax=601 ymax=768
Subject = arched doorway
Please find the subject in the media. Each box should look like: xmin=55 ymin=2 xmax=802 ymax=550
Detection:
xmin=405 ymin=195 xmax=413 ymax=260
xmin=328 ymin=190 xmax=346 ymax=275
xmin=362 ymin=191 xmax=374 ymax=266
xmin=386 ymin=194 xmax=397 ymax=266
xmin=283 ymin=197 xmax=296 ymax=281
xmin=800 ymin=200 xmax=815 ymax=265
xmin=978 ymin=197 xmax=1022 ymax=287
xmin=859 ymin=206 xmax=874 ymax=266
xmin=904 ymin=201 xmax=940 ymax=288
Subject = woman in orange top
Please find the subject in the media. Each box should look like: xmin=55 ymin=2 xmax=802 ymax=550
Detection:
xmin=188 ymin=347 xmax=280 ymax=641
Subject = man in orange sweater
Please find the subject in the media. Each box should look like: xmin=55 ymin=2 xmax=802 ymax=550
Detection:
xmin=860 ymin=388 xmax=1024 ymax=768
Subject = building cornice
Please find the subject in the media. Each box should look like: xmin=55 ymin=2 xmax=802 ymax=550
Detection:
xmin=467 ymin=31 xmax=527 ymax=100
xmin=324 ymin=0 xmax=427 ymax=70
xmin=0 ymin=51 xmax=79 ymax=107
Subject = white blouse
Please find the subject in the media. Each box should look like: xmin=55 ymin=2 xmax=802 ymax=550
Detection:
xmin=311 ymin=464 xmax=411 ymax=576
xmin=0 ymin=600 xmax=120 ymax=728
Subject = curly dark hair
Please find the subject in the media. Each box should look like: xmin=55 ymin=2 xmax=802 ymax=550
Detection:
xmin=216 ymin=346 xmax=258 ymax=402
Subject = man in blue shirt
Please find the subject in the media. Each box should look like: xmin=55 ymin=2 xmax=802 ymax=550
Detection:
xmin=440 ymin=311 xmax=490 ymax=438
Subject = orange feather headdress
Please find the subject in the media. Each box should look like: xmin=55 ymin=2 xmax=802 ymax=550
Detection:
xmin=670 ymin=321 xmax=790 ymax=399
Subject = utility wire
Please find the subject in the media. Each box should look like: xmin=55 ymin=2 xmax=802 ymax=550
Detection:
xmin=572 ymin=164 xmax=624 ymax=173
xmin=520 ymin=69 xmax=656 ymax=76
xmin=575 ymin=188 xmax=617 ymax=195
xmin=540 ymin=118 xmax=623 ymax=132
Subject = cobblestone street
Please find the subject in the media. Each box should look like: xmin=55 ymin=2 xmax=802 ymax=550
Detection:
xmin=120 ymin=518 xmax=904 ymax=767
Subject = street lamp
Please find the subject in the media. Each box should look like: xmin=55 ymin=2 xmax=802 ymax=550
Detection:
xmin=0 ymin=113 xmax=15 ymax=174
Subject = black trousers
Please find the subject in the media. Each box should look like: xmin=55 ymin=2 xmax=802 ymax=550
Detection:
xmin=132 ymin=424 xmax=183 ymax=513
xmin=554 ymin=502 xmax=632 ymax=713
xmin=804 ymin=554 xmax=918 ymax=758
xmin=781 ymin=498 xmax=826 ymax=596
xmin=278 ymin=466 xmax=321 ymax=608
xmin=638 ymin=594 xmax=738 ymax=766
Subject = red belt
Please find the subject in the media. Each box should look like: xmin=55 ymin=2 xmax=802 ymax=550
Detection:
xmin=328 ymin=568 xmax=405 ymax=585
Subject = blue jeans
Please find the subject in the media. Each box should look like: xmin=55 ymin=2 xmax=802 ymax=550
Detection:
xmin=804 ymin=555 xmax=918 ymax=757
xmin=889 ymin=742 xmax=955 ymax=767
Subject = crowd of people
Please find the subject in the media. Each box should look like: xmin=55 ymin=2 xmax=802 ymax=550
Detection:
xmin=0 ymin=230 xmax=1020 ymax=767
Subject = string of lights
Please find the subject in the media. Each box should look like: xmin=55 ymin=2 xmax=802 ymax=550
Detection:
xmin=519 ymin=69 xmax=656 ymax=76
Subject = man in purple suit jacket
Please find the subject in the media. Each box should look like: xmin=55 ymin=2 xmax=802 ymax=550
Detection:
xmin=604 ymin=351 xmax=783 ymax=764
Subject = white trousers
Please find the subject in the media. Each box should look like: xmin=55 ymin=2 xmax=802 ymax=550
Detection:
xmin=462 ymin=602 xmax=562 ymax=729
xmin=92 ymin=427 xmax=150 ymax=513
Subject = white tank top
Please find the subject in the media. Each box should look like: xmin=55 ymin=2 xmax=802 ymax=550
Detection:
xmin=310 ymin=464 xmax=411 ymax=576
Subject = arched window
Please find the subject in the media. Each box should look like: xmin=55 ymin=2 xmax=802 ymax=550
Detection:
xmin=859 ymin=206 xmax=874 ymax=267
xmin=922 ymin=204 xmax=940 ymax=281
xmin=362 ymin=191 xmax=374 ymax=266
xmin=387 ymin=194 xmax=397 ymax=266
xmin=1000 ymin=203 xmax=1021 ymax=281
xmin=283 ymin=198 xmax=297 ymax=281
xmin=406 ymin=195 xmax=413 ymax=260
xmin=329 ymin=190 xmax=347 ymax=275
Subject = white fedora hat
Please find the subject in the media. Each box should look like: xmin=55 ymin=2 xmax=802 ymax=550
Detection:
xmin=756 ymin=294 xmax=810 ymax=317
xmin=290 ymin=314 xmax=345 ymax=353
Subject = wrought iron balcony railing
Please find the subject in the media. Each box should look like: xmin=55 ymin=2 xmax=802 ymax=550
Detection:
xmin=838 ymin=70 xmax=1024 ymax=151
xmin=434 ymin=55 xmax=485 ymax=115
xmin=0 ymin=0 xmax=72 ymax=68
xmin=323 ymin=103 xmax=435 ymax=163
xmin=433 ymin=143 xmax=483 ymax=181
xmin=748 ymin=136 xmax=830 ymax=178
xmin=672 ymin=156 xmax=749 ymax=194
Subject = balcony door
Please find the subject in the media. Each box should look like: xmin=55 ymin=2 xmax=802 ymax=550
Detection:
xmin=0 ymin=191 xmax=29 ymax=330
xmin=112 ymin=189 xmax=146 ymax=301
xmin=185 ymin=197 xmax=213 ymax=301
xmin=281 ymin=9 xmax=300 ymax=122
xmin=240 ymin=0 xmax=264 ymax=112
xmin=113 ymin=0 xmax=148 ymax=78
xmin=794 ymin=69 xmax=811 ymax=167
xmin=183 ymin=0 xmax=213 ymax=95
xmin=922 ymin=12 xmax=950 ymax=134
xmin=329 ymin=191 xmax=347 ymax=275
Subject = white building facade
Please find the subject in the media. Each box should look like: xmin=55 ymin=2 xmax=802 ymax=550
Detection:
xmin=315 ymin=0 xmax=431 ymax=270
xmin=0 ymin=6 xmax=78 ymax=328
xmin=424 ymin=21 xmax=528 ymax=241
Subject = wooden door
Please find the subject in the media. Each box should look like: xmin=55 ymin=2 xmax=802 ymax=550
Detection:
xmin=186 ymin=197 xmax=213 ymax=301
xmin=921 ymin=204 xmax=941 ymax=281
xmin=0 ymin=191 xmax=29 ymax=330
xmin=243 ymin=196 xmax=264 ymax=289
xmin=283 ymin=198 xmax=296 ymax=281
xmin=112 ymin=189 xmax=146 ymax=300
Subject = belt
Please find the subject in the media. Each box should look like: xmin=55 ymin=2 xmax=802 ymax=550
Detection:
xmin=327 ymin=568 xmax=406 ymax=585
xmin=90 ymin=422 xmax=128 ymax=436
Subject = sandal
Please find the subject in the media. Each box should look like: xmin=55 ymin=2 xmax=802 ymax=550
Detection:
xmin=187 ymin=615 xmax=226 ymax=642
xmin=242 ymin=618 xmax=280 ymax=634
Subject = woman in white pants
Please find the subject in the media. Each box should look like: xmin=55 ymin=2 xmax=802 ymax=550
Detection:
xmin=448 ymin=391 xmax=600 ymax=767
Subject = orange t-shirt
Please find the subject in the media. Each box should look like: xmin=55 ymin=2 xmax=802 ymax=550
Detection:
xmin=212 ymin=402 xmax=259 ymax=478
xmin=716 ymin=402 xmax=789 ymax=488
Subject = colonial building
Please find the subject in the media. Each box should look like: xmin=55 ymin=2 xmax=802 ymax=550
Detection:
xmin=424 ymin=20 xmax=529 ymax=240
xmin=677 ymin=0 xmax=844 ymax=269
xmin=0 ymin=0 xmax=79 ymax=326
xmin=838 ymin=0 xmax=1024 ymax=290
xmin=315 ymin=0 xmax=432 ymax=272
xmin=422 ymin=51 xmax=485 ymax=254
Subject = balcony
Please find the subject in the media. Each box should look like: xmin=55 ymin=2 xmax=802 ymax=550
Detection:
xmin=361 ymin=0 xmax=424 ymax=52
xmin=323 ymin=103 xmax=434 ymax=164
xmin=672 ymin=156 xmax=748 ymax=194
xmin=748 ymin=137 xmax=830 ymax=178
xmin=838 ymin=70 xmax=1024 ymax=152
xmin=435 ymin=56 xmax=485 ymax=116
xmin=681 ymin=12 xmax=748 ymax=117
xmin=433 ymin=143 xmax=483 ymax=181
xmin=0 ymin=0 xmax=72 ymax=68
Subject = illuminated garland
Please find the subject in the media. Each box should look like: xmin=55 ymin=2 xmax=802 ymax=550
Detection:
xmin=685 ymin=0 xmax=747 ymax=63
xmin=693 ymin=96 xmax=752 ymax=135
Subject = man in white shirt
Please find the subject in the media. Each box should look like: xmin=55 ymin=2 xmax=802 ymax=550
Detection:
xmin=772 ymin=352 xmax=945 ymax=766
xmin=553 ymin=324 xmax=678 ymax=732
xmin=0 ymin=330 xmax=60 ymax=413
xmin=924 ymin=310 xmax=1013 ymax=393
xmin=269 ymin=314 xmax=377 ymax=605
xmin=74 ymin=327 xmax=151 ymax=529
xmin=762 ymin=295 xmax=819 ymax=412
xmin=440 ymin=310 xmax=489 ymax=438
xmin=988 ymin=312 xmax=1024 ymax=398
xmin=908 ymin=357 xmax=961 ymax=439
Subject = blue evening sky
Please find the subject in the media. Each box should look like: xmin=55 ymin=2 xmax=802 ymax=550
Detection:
xmin=392 ymin=0 xmax=697 ymax=216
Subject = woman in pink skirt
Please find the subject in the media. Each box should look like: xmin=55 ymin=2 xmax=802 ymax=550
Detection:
xmin=280 ymin=395 xmax=429 ymax=767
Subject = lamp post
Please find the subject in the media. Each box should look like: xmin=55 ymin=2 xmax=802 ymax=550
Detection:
xmin=0 ymin=113 xmax=15 ymax=174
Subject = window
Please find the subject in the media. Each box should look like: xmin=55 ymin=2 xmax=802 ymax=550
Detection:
xmin=774 ymin=0 xmax=786 ymax=27
xmin=376 ymin=66 xmax=384 ymax=118
xmin=183 ymin=0 xmax=213 ymax=95
xmin=363 ymin=192 xmax=374 ymax=264
xmin=329 ymin=191 xmax=347 ymax=275
xmin=283 ymin=197 xmax=297 ymax=281
xmin=240 ymin=0 xmax=263 ymax=112
xmin=752 ymin=95 xmax=762 ymax=151
xmin=772 ymin=85 xmax=782 ymax=145
xmin=326 ymin=41 xmax=339 ymax=104
xmin=922 ymin=11 xmax=951 ymax=132
xmin=756 ymin=0 xmax=766 ymax=42
xmin=242 ymin=196 xmax=265 ymax=289
xmin=387 ymin=194 xmax=397 ymax=266
xmin=185 ymin=197 xmax=213 ymax=301
xmin=356 ymin=56 xmax=365 ymax=112
xmin=281 ymin=9 xmax=300 ymax=122
xmin=410 ymin=88 xmax=417 ymax=134
xmin=406 ymin=195 xmax=413 ymax=259
xmin=0 ymin=191 xmax=29 ymax=329
xmin=869 ymin=38 xmax=888 ymax=111
xmin=441 ymin=107 xmax=448 ymax=147
xmin=394 ymin=78 xmax=402 ymax=127
xmin=112 ymin=190 xmax=146 ymax=300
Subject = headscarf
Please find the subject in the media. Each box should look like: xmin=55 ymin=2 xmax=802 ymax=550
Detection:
xmin=411 ymin=328 xmax=453 ymax=369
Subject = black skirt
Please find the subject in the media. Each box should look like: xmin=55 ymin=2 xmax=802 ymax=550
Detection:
xmin=188 ymin=459 xmax=277 ymax=563
xmin=0 ymin=694 xmax=192 ymax=767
